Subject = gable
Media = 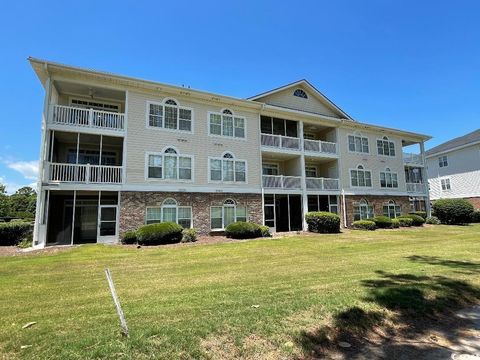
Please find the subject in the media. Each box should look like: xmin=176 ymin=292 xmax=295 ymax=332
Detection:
xmin=250 ymin=82 xmax=349 ymax=119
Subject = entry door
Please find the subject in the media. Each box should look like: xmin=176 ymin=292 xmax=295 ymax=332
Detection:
xmin=97 ymin=205 xmax=118 ymax=244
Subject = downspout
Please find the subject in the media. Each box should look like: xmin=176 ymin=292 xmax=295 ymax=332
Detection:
xmin=342 ymin=189 xmax=347 ymax=227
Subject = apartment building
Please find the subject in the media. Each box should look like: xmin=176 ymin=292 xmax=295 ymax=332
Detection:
xmin=30 ymin=58 xmax=431 ymax=247
xmin=426 ymin=129 xmax=480 ymax=208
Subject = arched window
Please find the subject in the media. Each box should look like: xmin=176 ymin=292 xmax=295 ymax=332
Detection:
xmin=209 ymin=109 xmax=245 ymax=138
xmin=348 ymin=132 xmax=369 ymax=153
xmin=222 ymin=109 xmax=233 ymax=115
xmin=210 ymin=199 xmax=247 ymax=230
xmin=147 ymin=98 xmax=192 ymax=131
xmin=293 ymin=89 xmax=308 ymax=99
xmin=377 ymin=136 xmax=395 ymax=156
xmin=223 ymin=152 xmax=234 ymax=159
xmin=145 ymin=198 xmax=192 ymax=228
xmin=353 ymin=198 xmax=374 ymax=221
xmin=383 ymin=200 xmax=401 ymax=218
xmin=351 ymin=165 xmax=372 ymax=187
xmin=380 ymin=167 xmax=398 ymax=188
xmin=209 ymin=152 xmax=246 ymax=182
xmin=164 ymin=148 xmax=177 ymax=154
xmin=147 ymin=148 xmax=192 ymax=180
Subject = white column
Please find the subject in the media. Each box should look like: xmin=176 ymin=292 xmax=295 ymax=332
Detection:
xmin=299 ymin=121 xmax=309 ymax=231
xmin=420 ymin=141 xmax=431 ymax=216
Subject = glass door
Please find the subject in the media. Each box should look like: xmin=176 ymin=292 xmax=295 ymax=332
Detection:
xmin=98 ymin=205 xmax=118 ymax=243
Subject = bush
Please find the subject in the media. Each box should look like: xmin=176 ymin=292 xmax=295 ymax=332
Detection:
xmin=305 ymin=212 xmax=340 ymax=233
xmin=0 ymin=222 xmax=32 ymax=246
xmin=401 ymin=214 xmax=425 ymax=226
xmin=121 ymin=231 xmax=137 ymax=244
xmin=225 ymin=222 xmax=262 ymax=239
xmin=181 ymin=228 xmax=198 ymax=243
xmin=470 ymin=210 xmax=480 ymax=223
xmin=372 ymin=216 xmax=393 ymax=229
xmin=426 ymin=216 xmax=440 ymax=225
xmin=396 ymin=217 xmax=413 ymax=227
xmin=136 ymin=222 xmax=183 ymax=245
xmin=352 ymin=220 xmax=376 ymax=230
xmin=259 ymin=225 xmax=271 ymax=237
xmin=408 ymin=211 xmax=427 ymax=220
xmin=391 ymin=218 xmax=400 ymax=228
xmin=432 ymin=199 xmax=474 ymax=225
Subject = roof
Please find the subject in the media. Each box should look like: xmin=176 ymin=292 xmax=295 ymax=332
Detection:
xmin=426 ymin=129 xmax=480 ymax=157
xmin=248 ymin=79 xmax=353 ymax=120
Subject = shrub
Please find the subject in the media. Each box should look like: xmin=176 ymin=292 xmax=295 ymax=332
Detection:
xmin=470 ymin=210 xmax=480 ymax=223
xmin=305 ymin=212 xmax=340 ymax=233
xmin=408 ymin=211 xmax=427 ymax=220
xmin=225 ymin=222 xmax=262 ymax=239
xmin=259 ymin=225 xmax=271 ymax=237
xmin=181 ymin=228 xmax=198 ymax=243
xmin=372 ymin=216 xmax=393 ymax=229
xmin=136 ymin=222 xmax=183 ymax=245
xmin=401 ymin=214 xmax=425 ymax=226
xmin=391 ymin=218 xmax=400 ymax=228
xmin=396 ymin=217 xmax=413 ymax=227
xmin=352 ymin=220 xmax=376 ymax=230
xmin=121 ymin=230 xmax=137 ymax=244
xmin=432 ymin=199 xmax=474 ymax=224
xmin=0 ymin=222 xmax=32 ymax=246
xmin=426 ymin=216 xmax=440 ymax=225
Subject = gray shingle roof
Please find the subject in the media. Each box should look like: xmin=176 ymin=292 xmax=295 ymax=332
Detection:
xmin=426 ymin=129 xmax=480 ymax=156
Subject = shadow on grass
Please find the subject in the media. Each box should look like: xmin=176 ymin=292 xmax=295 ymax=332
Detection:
xmin=407 ymin=255 xmax=480 ymax=274
xmin=294 ymin=259 xmax=480 ymax=359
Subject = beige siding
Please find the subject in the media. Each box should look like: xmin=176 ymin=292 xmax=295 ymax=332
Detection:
xmin=125 ymin=91 xmax=262 ymax=190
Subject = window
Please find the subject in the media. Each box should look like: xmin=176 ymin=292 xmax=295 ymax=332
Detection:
xmin=383 ymin=200 xmax=401 ymax=218
xmin=260 ymin=116 xmax=298 ymax=137
xmin=350 ymin=165 xmax=372 ymax=187
xmin=293 ymin=89 xmax=308 ymax=99
xmin=67 ymin=149 xmax=117 ymax=165
xmin=210 ymin=199 xmax=247 ymax=230
xmin=262 ymin=164 xmax=279 ymax=176
xmin=145 ymin=198 xmax=192 ymax=228
xmin=147 ymin=148 xmax=192 ymax=180
xmin=380 ymin=168 xmax=398 ymax=188
xmin=147 ymin=99 xmax=192 ymax=132
xmin=353 ymin=199 xmax=374 ymax=221
xmin=209 ymin=152 xmax=246 ymax=182
xmin=209 ymin=109 xmax=245 ymax=138
xmin=348 ymin=133 xmax=369 ymax=153
xmin=377 ymin=136 xmax=395 ymax=156
xmin=305 ymin=166 xmax=317 ymax=178
xmin=438 ymin=155 xmax=448 ymax=168
xmin=441 ymin=178 xmax=451 ymax=190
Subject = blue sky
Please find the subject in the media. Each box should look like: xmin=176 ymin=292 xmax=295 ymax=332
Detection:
xmin=0 ymin=0 xmax=479 ymax=193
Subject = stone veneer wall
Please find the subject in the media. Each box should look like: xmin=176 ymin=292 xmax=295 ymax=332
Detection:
xmin=119 ymin=192 xmax=263 ymax=236
xmin=465 ymin=197 xmax=480 ymax=209
xmin=343 ymin=195 xmax=411 ymax=226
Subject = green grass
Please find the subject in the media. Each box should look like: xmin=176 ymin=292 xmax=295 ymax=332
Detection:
xmin=1 ymin=225 xmax=479 ymax=359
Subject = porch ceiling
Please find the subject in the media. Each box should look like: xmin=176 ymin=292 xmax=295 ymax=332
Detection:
xmin=54 ymin=80 xmax=125 ymax=101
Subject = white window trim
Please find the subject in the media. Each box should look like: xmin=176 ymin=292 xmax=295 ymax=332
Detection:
xmin=376 ymin=137 xmax=396 ymax=157
xmin=207 ymin=110 xmax=247 ymax=141
xmin=349 ymin=165 xmax=373 ymax=188
xmin=353 ymin=200 xmax=374 ymax=221
xmin=347 ymin=132 xmax=370 ymax=154
xmin=208 ymin=153 xmax=248 ymax=184
xmin=210 ymin=200 xmax=248 ymax=230
xmin=379 ymin=169 xmax=399 ymax=189
xmin=383 ymin=201 xmax=401 ymax=218
xmin=145 ymin=150 xmax=194 ymax=183
xmin=438 ymin=155 xmax=448 ymax=168
xmin=145 ymin=99 xmax=194 ymax=134
xmin=262 ymin=162 xmax=280 ymax=176
xmin=440 ymin=177 xmax=451 ymax=191
xmin=69 ymin=96 xmax=122 ymax=112
xmin=145 ymin=204 xmax=193 ymax=228
xmin=305 ymin=165 xmax=318 ymax=178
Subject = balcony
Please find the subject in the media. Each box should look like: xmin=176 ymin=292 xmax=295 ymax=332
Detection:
xmin=262 ymin=175 xmax=302 ymax=190
xmin=303 ymin=139 xmax=337 ymax=156
xmin=46 ymin=162 xmax=123 ymax=184
xmin=406 ymin=183 xmax=427 ymax=194
xmin=50 ymin=105 xmax=125 ymax=132
xmin=261 ymin=134 xmax=301 ymax=151
xmin=306 ymin=177 xmax=340 ymax=191
xmin=403 ymin=152 xmax=424 ymax=167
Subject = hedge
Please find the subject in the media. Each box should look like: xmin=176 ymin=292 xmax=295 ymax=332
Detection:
xmin=408 ymin=211 xmax=427 ymax=220
xmin=225 ymin=222 xmax=262 ymax=239
xmin=471 ymin=210 xmax=480 ymax=223
xmin=432 ymin=199 xmax=474 ymax=224
xmin=0 ymin=222 xmax=33 ymax=246
xmin=391 ymin=218 xmax=400 ymax=228
xmin=400 ymin=214 xmax=425 ymax=226
xmin=259 ymin=225 xmax=271 ymax=237
xmin=136 ymin=222 xmax=183 ymax=245
xmin=372 ymin=216 xmax=393 ymax=229
xmin=352 ymin=220 xmax=376 ymax=230
xmin=305 ymin=212 xmax=340 ymax=233
xmin=121 ymin=230 xmax=137 ymax=244
xmin=181 ymin=228 xmax=198 ymax=243
xmin=426 ymin=216 xmax=440 ymax=225
xmin=396 ymin=217 xmax=413 ymax=227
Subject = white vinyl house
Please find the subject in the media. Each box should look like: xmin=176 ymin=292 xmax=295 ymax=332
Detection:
xmin=30 ymin=58 xmax=431 ymax=248
xmin=426 ymin=129 xmax=480 ymax=208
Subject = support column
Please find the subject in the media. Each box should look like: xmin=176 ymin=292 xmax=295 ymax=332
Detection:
xmin=299 ymin=121 xmax=309 ymax=231
xmin=420 ymin=141 xmax=431 ymax=216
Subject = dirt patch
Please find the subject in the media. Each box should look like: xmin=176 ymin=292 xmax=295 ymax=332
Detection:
xmin=0 ymin=245 xmax=74 ymax=257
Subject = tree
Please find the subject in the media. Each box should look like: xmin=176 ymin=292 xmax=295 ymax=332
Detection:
xmin=9 ymin=186 xmax=37 ymax=218
xmin=0 ymin=184 xmax=11 ymax=218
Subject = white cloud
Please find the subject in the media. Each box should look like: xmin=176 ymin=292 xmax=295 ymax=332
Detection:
xmin=6 ymin=161 xmax=39 ymax=181
xmin=0 ymin=176 xmax=23 ymax=194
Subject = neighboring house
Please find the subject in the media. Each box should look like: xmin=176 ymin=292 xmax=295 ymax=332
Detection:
xmin=29 ymin=58 xmax=431 ymax=248
xmin=426 ymin=129 xmax=480 ymax=208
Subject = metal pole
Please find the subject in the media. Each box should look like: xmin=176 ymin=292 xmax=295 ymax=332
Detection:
xmin=105 ymin=268 xmax=129 ymax=337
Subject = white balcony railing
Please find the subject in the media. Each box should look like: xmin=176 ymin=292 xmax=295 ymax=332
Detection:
xmin=46 ymin=162 xmax=123 ymax=184
xmin=262 ymin=175 xmax=302 ymax=189
xmin=403 ymin=152 xmax=424 ymax=166
xmin=406 ymin=183 xmax=427 ymax=194
xmin=51 ymin=105 xmax=125 ymax=131
xmin=303 ymin=139 xmax=337 ymax=155
xmin=306 ymin=177 xmax=340 ymax=191
xmin=261 ymin=134 xmax=301 ymax=150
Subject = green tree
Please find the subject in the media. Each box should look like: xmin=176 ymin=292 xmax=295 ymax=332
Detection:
xmin=9 ymin=186 xmax=37 ymax=219
xmin=0 ymin=184 xmax=11 ymax=218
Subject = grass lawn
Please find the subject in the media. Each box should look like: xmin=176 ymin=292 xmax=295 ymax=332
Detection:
xmin=1 ymin=225 xmax=479 ymax=359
